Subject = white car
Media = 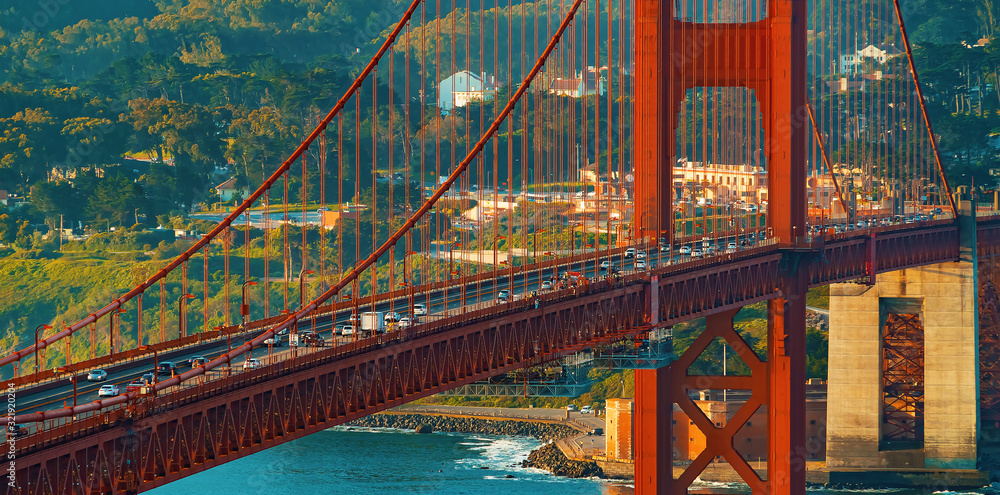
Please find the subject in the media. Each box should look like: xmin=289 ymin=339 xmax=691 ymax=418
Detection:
xmin=398 ymin=317 xmax=413 ymax=328
xmin=600 ymin=260 xmax=611 ymax=269
xmin=624 ymin=248 xmax=636 ymax=258
xmin=580 ymin=405 xmax=593 ymax=414
xmin=97 ymin=384 xmax=119 ymax=397
xmin=635 ymin=251 xmax=646 ymax=260
xmin=635 ymin=259 xmax=647 ymax=269
xmin=384 ymin=312 xmax=401 ymax=323
xmin=341 ymin=325 xmax=357 ymax=336
xmin=726 ymin=242 xmax=738 ymax=254
xmin=691 ymin=249 xmax=703 ymax=258
xmin=412 ymin=304 xmax=427 ymax=316
xmin=87 ymin=370 xmax=107 ymax=382
xmin=679 ymin=246 xmax=692 ymax=255
xmin=243 ymin=358 xmax=262 ymax=371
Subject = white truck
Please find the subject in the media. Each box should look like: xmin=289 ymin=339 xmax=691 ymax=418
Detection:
xmin=360 ymin=311 xmax=386 ymax=335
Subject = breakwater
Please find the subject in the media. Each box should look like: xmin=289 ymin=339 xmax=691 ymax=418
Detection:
xmin=345 ymin=412 xmax=579 ymax=441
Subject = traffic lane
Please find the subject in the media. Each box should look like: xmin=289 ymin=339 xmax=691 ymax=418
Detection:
xmin=19 ymin=263 xmax=554 ymax=415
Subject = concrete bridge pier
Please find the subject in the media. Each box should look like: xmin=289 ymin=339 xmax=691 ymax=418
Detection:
xmin=826 ymin=201 xmax=987 ymax=485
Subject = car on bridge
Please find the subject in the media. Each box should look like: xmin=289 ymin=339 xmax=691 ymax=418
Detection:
xmin=384 ymin=312 xmax=401 ymax=323
xmin=412 ymin=303 xmax=427 ymax=316
xmin=600 ymin=260 xmax=611 ymax=269
xmin=189 ymin=356 xmax=207 ymax=367
xmin=86 ymin=369 xmax=107 ymax=382
xmin=97 ymin=384 xmax=120 ymax=397
xmin=300 ymin=332 xmax=325 ymax=346
xmin=636 ymin=251 xmax=646 ymax=260
xmin=243 ymin=358 xmax=262 ymax=371
xmin=679 ymin=246 xmax=692 ymax=255
xmin=125 ymin=380 xmax=146 ymax=393
xmin=7 ymin=424 xmax=28 ymax=439
xmin=624 ymin=248 xmax=636 ymax=258
xmin=635 ymin=259 xmax=647 ymax=270
xmin=498 ymin=289 xmax=511 ymax=302
xmin=157 ymin=362 xmax=177 ymax=375
xmin=398 ymin=317 xmax=413 ymax=329
xmin=541 ymin=281 xmax=552 ymax=291
xmin=691 ymin=248 xmax=703 ymax=258
xmin=264 ymin=336 xmax=284 ymax=347
xmin=341 ymin=324 xmax=357 ymax=336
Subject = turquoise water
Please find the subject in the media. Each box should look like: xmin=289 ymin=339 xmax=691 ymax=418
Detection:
xmin=149 ymin=427 xmax=1000 ymax=495
xmin=150 ymin=427 xmax=632 ymax=495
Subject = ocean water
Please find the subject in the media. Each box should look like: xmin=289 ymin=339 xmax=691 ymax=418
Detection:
xmin=150 ymin=426 xmax=633 ymax=495
xmin=148 ymin=427 xmax=1000 ymax=495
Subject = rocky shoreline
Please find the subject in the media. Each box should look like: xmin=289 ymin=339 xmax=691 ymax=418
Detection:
xmin=521 ymin=442 xmax=604 ymax=478
xmin=345 ymin=412 xmax=579 ymax=441
xmin=345 ymin=412 xmax=605 ymax=479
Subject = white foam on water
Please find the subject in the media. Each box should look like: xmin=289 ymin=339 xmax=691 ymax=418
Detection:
xmin=324 ymin=426 xmax=410 ymax=435
xmin=452 ymin=434 xmax=542 ymax=472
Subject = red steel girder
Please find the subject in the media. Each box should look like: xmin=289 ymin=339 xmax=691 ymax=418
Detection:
xmin=9 ymin=284 xmax=649 ymax=494
xmin=882 ymin=313 xmax=925 ymax=443
xmin=633 ymin=0 xmax=808 ymax=244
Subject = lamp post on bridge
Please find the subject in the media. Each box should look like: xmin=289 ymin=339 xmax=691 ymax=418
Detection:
xmin=138 ymin=345 xmax=158 ymax=386
xmin=532 ymin=229 xmax=546 ymax=261
xmin=492 ymin=236 xmax=506 ymax=302
xmin=55 ymin=365 xmax=77 ymax=408
xmin=299 ymin=269 xmax=314 ymax=307
xmin=404 ymin=251 xmax=418 ymax=319
xmin=448 ymin=242 xmax=462 ymax=282
xmin=33 ymin=324 xmax=52 ymax=378
xmin=177 ymin=293 xmax=195 ymax=340
xmin=240 ymin=280 xmax=257 ymax=347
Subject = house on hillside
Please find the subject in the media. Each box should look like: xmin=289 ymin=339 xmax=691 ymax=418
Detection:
xmin=548 ymin=67 xmax=605 ymax=97
xmin=839 ymin=43 xmax=902 ymax=74
xmin=438 ymin=70 xmax=500 ymax=112
xmin=215 ymin=177 xmax=246 ymax=202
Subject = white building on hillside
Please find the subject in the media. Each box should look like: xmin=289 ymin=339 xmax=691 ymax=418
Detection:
xmin=839 ymin=43 xmax=902 ymax=74
xmin=548 ymin=67 xmax=606 ymax=97
xmin=438 ymin=70 xmax=499 ymax=112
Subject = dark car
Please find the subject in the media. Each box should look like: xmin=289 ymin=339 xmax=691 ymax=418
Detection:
xmin=142 ymin=372 xmax=155 ymax=384
xmin=7 ymin=424 xmax=27 ymax=439
xmin=189 ymin=356 xmax=207 ymax=367
xmin=157 ymin=362 xmax=177 ymax=375
xmin=300 ymin=332 xmax=325 ymax=347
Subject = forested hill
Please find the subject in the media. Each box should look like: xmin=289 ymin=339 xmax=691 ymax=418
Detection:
xmin=0 ymin=0 xmax=402 ymax=85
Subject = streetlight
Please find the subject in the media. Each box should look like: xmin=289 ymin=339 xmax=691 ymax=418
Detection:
xmin=449 ymin=242 xmax=462 ymax=281
xmin=532 ymin=229 xmax=546 ymax=261
xmin=177 ymin=293 xmax=195 ymax=339
xmin=404 ymin=251 xmax=419 ymax=318
xmin=34 ymin=324 xmax=52 ymax=377
xmin=56 ymin=365 xmax=78 ymax=407
xmin=138 ymin=345 xmax=158 ymax=386
xmin=543 ymin=251 xmax=556 ymax=281
xmin=241 ymin=280 xmax=258 ymax=340
xmin=299 ymin=269 xmax=314 ymax=307
xmin=492 ymin=235 xmax=506 ymax=267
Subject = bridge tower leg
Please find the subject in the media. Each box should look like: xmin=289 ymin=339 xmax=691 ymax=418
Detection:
xmin=826 ymin=201 xmax=982 ymax=483
xmin=633 ymin=0 xmax=809 ymax=493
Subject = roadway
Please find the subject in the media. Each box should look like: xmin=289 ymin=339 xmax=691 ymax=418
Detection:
xmin=10 ymin=227 xmax=796 ymax=425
